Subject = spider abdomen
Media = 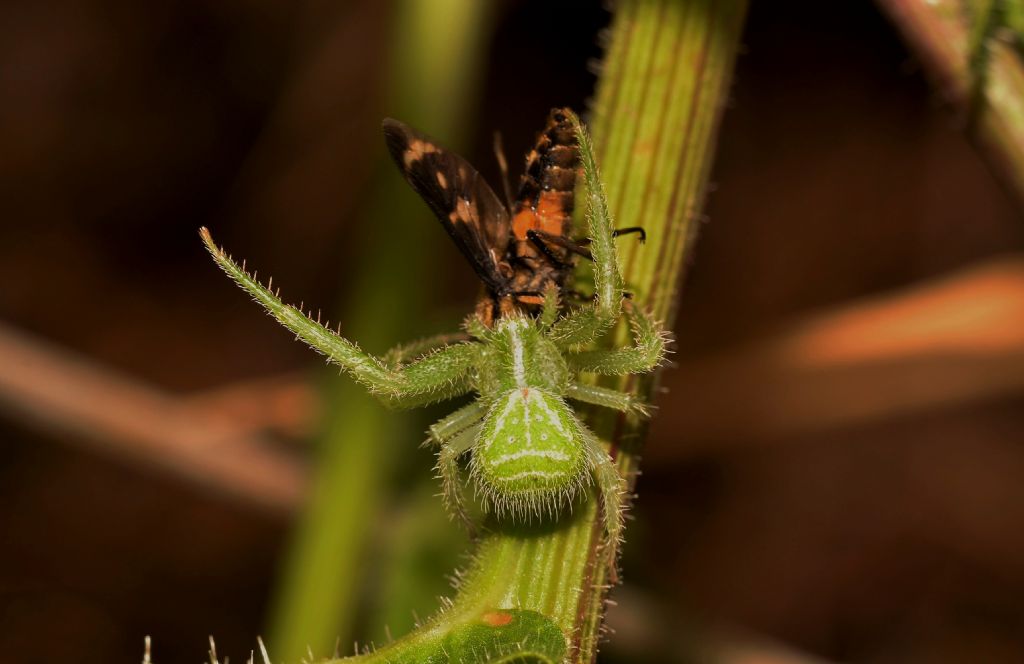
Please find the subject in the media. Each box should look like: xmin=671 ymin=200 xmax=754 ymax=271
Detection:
xmin=470 ymin=387 xmax=589 ymax=520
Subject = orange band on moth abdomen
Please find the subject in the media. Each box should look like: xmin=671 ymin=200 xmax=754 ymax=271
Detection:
xmin=512 ymin=208 xmax=538 ymax=241
xmin=535 ymin=190 xmax=571 ymax=236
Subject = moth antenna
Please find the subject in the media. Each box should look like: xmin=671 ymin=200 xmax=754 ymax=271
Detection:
xmin=493 ymin=131 xmax=514 ymax=210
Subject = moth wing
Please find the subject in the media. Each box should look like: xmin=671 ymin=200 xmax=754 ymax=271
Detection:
xmin=382 ymin=118 xmax=511 ymax=293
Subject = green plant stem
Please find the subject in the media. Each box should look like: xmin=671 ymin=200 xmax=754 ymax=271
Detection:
xmin=323 ymin=1 xmax=748 ymax=661
xmin=581 ymin=0 xmax=748 ymax=656
xmin=266 ymin=1 xmax=494 ymax=661
xmin=877 ymin=0 xmax=1024 ymax=210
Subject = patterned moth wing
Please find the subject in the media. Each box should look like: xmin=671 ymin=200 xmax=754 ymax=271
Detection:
xmin=382 ymin=118 xmax=512 ymax=298
xmin=383 ymin=109 xmax=590 ymax=324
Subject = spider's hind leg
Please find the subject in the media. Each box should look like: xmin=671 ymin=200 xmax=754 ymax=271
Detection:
xmin=436 ymin=423 xmax=481 ymax=533
xmin=430 ymin=401 xmax=487 ymax=532
xmin=581 ymin=428 xmax=627 ymax=577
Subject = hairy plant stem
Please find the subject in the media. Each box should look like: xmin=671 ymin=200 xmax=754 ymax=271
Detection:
xmin=324 ymin=1 xmax=749 ymax=662
xmin=579 ymin=0 xmax=748 ymax=656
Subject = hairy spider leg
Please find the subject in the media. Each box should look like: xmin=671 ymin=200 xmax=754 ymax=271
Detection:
xmin=201 ymin=228 xmax=478 ymax=409
xmin=581 ymin=427 xmax=627 ymax=575
xmin=384 ymin=331 xmax=471 ymax=367
xmin=427 ymin=400 xmax=487 ymax=447
xmin=436 ymin=423 xmax=481 ymax=529
xmin=566 ymin=304 xmax=667 ymax=376
xmin=537 ymin=111 xmax=667 ymax=560
xmin=565 ymin=383 xmax=649 ymax=418
xmin=544 ymin=113 xmax=626 ymax=349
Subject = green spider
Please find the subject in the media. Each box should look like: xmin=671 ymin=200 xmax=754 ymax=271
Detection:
xmin=200 ymin=113 xmax=667 ymax=551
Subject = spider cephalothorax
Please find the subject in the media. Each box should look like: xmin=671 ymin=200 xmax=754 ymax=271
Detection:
xmin=201 ymin=112 xmax=667 ymax=552
xmin=467 ymin=315 xmax=587 ymax=518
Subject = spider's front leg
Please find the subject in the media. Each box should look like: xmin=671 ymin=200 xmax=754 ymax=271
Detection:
xmin=202 ymin=228 xmax=477 ymax=407
xmin=383 ymin=331 xmax=471 ymax=368
xmin=566 ymin=304 xmax=667 ymax=376
xmin=548 ymin=113 xmax=626 ymax=348
xmin=382 ymin=343 xmax=479 ymax=408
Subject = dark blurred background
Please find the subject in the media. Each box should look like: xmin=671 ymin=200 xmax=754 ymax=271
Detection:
xmin=1 ymin=1 xmax=1023 ymax=662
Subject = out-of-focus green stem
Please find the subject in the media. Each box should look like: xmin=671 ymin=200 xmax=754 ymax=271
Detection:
xmin=321 ymin=1 xmax=748 ymax=662
xmin=877 ymin=0 xmax=1024 ymax=210
xmin=266 ymin=1 xmax=493 ymax=661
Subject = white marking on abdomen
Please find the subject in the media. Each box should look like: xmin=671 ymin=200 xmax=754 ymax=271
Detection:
xmin=486 ymin=391 xmax=521 ymax=449
xmin=531 ymin=391 xmax=568 ymax=435
xmin=493 ymin=469 xmax=564 ymax=483
xmin=491 ymin=449 xmax=571 ymax=465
